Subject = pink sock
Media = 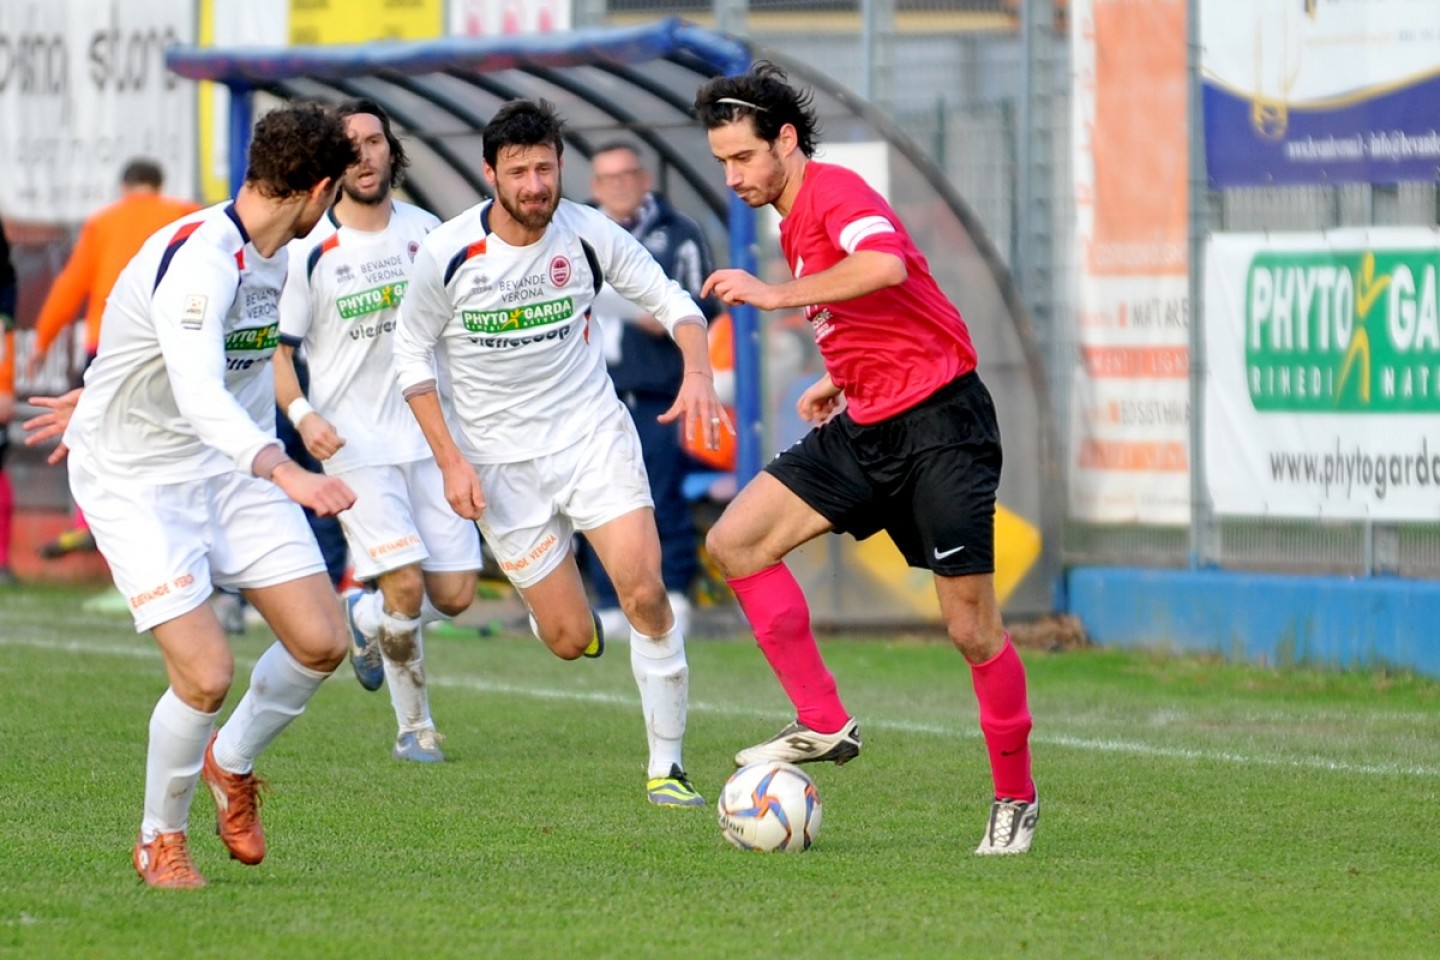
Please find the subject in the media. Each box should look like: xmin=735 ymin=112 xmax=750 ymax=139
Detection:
xmin=0 ymin=471 xmax=13 ymax=567
xmin=727 ymin=563 xmax=850 ymax=733
xmin=970 ymin=636 xmax=1035 ymax=802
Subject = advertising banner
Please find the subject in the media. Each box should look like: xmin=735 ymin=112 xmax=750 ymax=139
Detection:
xmin=449 ymin=0 xmax=570 ymax=36
xmin=1201 ymin=0 xmax=1440 ymax=186
xmin=290 ymin=0 xmax=444 ymax=44
xmin=1205 ymin=229 xmax=1440 ymax=520
xmin=1068 ymin=0 xmax=1191 ymax=525
xmin=0 ymin=0 xmax=195 ymax=223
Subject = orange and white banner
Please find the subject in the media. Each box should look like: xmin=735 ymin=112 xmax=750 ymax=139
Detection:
xmin=1068 ymin=0 xmax=1191 ymax=524
xmin=449 ymin=0 xmax=571 ymax=37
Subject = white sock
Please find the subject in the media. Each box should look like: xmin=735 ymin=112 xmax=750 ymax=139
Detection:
xmin=418 ymin=596 xmax=447 ymax=627
xmin=213 ymin=642 xmax=329 ymax=774
xmin=379 ymin=610 xmax=432 ymax=733
xmin=630 ymin=624 xmax=689 ymax=778
xmin=141 ymin=689 xmax=218 ymax=842
xmin=351 ymin=590 xmax=384 ymax=637
xmin=666 ymin=592 xmax=692 ymax=637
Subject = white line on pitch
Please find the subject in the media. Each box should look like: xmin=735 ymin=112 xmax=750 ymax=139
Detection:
xmin=6 ymin=634 xmax=1438 ymax=779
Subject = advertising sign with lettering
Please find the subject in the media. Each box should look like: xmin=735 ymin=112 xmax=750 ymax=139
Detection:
xmin=448 ymin=0 xmax=570 ymax=36
xmin=0 ymin=0 xmax=195 ymax=223
xmin=1068 ymin=0 xmax=1192 ymax=525
xmin=1205 ymin=229 xmax=1440 ymax=519
xmin=1202 ymin=0 xmax=1440 ymax=186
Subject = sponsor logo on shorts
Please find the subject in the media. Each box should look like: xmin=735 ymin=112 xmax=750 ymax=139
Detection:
xmin=462 ymin=296 xmax=574 ymax=334
xmin=225 ymin=323 xmax=280 ymax=352
xmin=337 ymin=281 xmax=408 ymax=320
xmin=129 ymin=573 xmax=196 ymax=609
xmin=368 ymin=533 xmax=423 ymax=559
xmin=500 ymin=533 xmax=559 ymax=573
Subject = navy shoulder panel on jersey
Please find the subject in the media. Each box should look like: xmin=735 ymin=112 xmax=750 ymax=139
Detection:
xmin=579 ymin=239 xmax=602 ymax=295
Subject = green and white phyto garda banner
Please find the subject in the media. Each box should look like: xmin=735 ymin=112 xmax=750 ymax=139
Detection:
xmin=1204 ymin=228 xmax=1440 ymax=519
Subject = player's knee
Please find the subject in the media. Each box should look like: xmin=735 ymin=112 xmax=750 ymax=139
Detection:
xmin=291 ymin=620 xmax=349 ymax=673
xmin=426 ymin=576 xmax=476 ymax=618
xmin=539 ymin=610 xmax=598 ymax=661
xmin=184 ymin=668 xmax=234 ymax=712
xmin=947 ymin=620 xmax=1004 ymax=663
xmin=381 ymin=566 xmax=425 ymax=617
xmin=620 ymin=577 xmax=668 ymax=628
xmin=704 ymin=520 xmax=743 ymax=576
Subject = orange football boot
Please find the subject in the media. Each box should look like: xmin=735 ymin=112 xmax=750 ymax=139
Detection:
xmin=201 ymin=733 xmax=267 ymax=865
xmin=133 ymin=831 xmax=206 ymax=889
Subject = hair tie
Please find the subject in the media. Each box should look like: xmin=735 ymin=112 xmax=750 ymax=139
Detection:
xmin=715 ymin=96 xmax=768 ymax=113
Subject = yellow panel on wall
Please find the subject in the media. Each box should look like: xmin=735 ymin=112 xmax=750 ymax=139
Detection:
xmin=848 ymin=503 xmax=1043 ymax=615
xmin=290 ymin=0 xmax=444 ymax=44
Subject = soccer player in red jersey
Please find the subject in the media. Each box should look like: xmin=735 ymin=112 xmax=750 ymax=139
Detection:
xmin=695 ymin=62 xmax=1038 ymax=854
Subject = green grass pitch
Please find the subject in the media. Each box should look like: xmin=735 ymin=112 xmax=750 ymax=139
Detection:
xmin=1 ymin=585 xmax=1437 ymax=959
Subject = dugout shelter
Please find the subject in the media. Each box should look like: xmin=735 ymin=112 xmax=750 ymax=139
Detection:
xmin=166 ymin=17 xmax=1056 ymax=621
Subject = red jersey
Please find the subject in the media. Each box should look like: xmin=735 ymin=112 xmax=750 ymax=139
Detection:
xmin=779 ymin=161 xmax=976 ymax=424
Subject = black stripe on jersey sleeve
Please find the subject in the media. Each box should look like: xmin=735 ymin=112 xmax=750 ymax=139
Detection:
xmin=579 ymin=239 xmax=603 ymax=294
xmin=306 ymin=244 xmax=325 ymax=281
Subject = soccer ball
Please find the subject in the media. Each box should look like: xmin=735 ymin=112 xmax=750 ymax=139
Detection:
xmin=716 ymin=761 xmax=822 ymax=852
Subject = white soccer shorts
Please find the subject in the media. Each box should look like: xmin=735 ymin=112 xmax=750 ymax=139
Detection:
xmin=337 ymin=458 xmax=484 ymax=581
xmin=476 ymin=404 xmax=653 ymax=589
xmin=69 ymin=459 xmax=326 ymax=633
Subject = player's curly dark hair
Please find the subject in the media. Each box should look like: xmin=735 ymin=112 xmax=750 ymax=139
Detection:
xmin=244 ymin=102 xmax=356 ymax=199
xmin=337 ymin=97 xmax=410 ymax=187
xmin=482 ymin=99 xmax=566 ymax=169
xmin=693 ymin=61 xmax=821 ymax=158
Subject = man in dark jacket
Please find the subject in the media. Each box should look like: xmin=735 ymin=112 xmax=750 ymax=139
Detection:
xmin=585 ymin=141 xmax=719 ymax=637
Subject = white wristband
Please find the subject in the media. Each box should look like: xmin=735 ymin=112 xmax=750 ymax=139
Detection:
xmin=287 ymin=397 xmax=315 ymax=426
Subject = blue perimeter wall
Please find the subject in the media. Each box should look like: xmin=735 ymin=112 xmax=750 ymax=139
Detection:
xmin=1066 ymin=567 xmax=1440 ymax=676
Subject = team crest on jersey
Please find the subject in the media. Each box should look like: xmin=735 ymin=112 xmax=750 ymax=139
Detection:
xmin=180 ymin=295 xmax=207 ymax=330
xmin=408 ymin=241 xmax=420 ymax=262
xmin=549 ymin=255 xmax=571 ymax=287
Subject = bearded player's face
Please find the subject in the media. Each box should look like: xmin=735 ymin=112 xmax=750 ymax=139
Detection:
xmin=487 ymin=144 xmax=562 ymax=231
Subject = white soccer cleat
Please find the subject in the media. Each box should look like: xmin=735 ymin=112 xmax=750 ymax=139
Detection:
xmin=974 ymin=792 xmax=1039 ymax=855
xmin=733 ymin=717 xmax=861 ymax=767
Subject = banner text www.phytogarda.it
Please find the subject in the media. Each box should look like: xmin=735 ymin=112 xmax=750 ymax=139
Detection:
xmin=1269 ymin=438 xmax=1440 ymax=500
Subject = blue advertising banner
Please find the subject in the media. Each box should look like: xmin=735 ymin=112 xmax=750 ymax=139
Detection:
xmin=1201 ymin=0 xmax=1440 ymax=187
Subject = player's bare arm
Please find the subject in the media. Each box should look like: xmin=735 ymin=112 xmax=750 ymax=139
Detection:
xmin=273 ymin=343 xmax=346 ymax=461
xmin=269 ymin=459 xmax=356 ymax=516
xmin=703 ymin=249 xmax=905 ymax=310
xmin=404 ymin=386 xmax=486 ymax=520
xmin=657 ymin=318 xmax=732 ymax=450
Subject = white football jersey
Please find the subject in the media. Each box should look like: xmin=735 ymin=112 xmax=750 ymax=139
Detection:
xmin=393 ymin=199 xmax=703 ymax=464
xmin=65 ymin=202 xmax=286 ymax=482
xmin=280 ymin=202 xmax=439 ymax=473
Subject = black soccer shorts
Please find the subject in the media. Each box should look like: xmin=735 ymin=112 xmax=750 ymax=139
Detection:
xmin=765 ymin=371 xmax=1002 ymax=576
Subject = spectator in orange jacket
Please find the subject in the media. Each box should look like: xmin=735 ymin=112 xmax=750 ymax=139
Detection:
xmin=28 ymin=158 xmax=201 ymax=378
xmin=27 ymin=159 xmax=200 ymax=559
